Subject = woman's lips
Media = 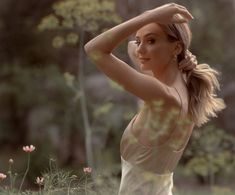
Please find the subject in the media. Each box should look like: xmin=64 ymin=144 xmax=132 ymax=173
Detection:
xmin=139 ymin=57 xmax=150 ymax=63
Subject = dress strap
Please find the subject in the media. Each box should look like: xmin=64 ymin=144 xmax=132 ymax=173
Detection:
xmin=173 ymin=86 xmax=183 ymax=118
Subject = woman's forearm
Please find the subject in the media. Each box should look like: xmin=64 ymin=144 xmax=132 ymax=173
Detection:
xmin=84 ymin=12 xmax=152 ymax=55
xmin=84 ymin=4 xmax=193 ymax=56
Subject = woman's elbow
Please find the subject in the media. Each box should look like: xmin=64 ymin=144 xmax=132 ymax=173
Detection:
xmin=84 ymin=42 xmax=93 ymax=55
xmin=84 ymin=42 xmax=104 ymax=62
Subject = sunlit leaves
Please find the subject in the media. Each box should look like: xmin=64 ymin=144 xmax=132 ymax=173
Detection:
xmin=38 ymin=0 xmax=121 ymax=48
xmin=39 ymin=0 xmax=121 ymax=33
xmin=62 ymin=19 xmax=74 ymax=28
xmin=52 ymin=0 xmax=76 ymax=19
xmin=108 ymin=78 xmax=124 ymax=91
xmin=66 ymin=33 xmax=79 ymax=45
xmin=38 ymin=14 xmax=59 ymax=31
xmin=184 ymin=125 xmax=235 ymax=181
xmin=93 ymin=102 xmax=113 ymax=118
xmin=52 ymin=36 xmax=65 ymax=48
xmin=64 ymin=72 xmax=75 ymax=88
xmin=52 ymin=33 xmax=79 ymax=49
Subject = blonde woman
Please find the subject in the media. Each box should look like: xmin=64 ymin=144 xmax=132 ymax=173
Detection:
xmin=85 ymin=3 xmax=225 ymax=195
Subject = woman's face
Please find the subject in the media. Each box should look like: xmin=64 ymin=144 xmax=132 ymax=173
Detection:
xmin=135 ymin=23 xmax=177 ymax=72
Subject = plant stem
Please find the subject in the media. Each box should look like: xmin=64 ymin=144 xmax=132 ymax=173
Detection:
xmin=39 ymin=185 xmax=42 ymax=195
xmin=67 ymin=178 xmax=74 ymax=195
xmin=19 ymin=153 xmax=30 ymax=192
xmin=78 ymin=29 xmax=95 ymax=173
xmin=85 ymin=175 xmax=87 ymax=195
xmin=8 ymin=163 xmax=13 ymax=190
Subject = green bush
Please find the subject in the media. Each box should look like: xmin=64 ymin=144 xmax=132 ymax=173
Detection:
xmin=183 ymin=124 xmax=235 ymax=185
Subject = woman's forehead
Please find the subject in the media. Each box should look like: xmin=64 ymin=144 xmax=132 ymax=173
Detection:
xmin=135 ymin=23 xmax=167 ymax=38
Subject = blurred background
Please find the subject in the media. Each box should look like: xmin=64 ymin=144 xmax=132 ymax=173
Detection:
xmin=0 ymin=0 xmax=235 ymax=193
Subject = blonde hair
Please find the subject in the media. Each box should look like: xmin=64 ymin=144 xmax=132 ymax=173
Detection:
xmin=159 ymin=18 xmax=226 ymax=127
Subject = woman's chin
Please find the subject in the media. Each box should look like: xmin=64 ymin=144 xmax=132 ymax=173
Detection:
xmin=140 ymin=64 xmax=151 ymax=71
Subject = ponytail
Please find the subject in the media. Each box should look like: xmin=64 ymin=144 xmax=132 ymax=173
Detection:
xmin=186 ymin=63 xmax=226 ymax=127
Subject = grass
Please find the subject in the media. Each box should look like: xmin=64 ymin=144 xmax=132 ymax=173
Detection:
xmin=1 ymin=144 xmax=235 ymax=195
xmin=175 ymin=186 xmax=235 ymax=195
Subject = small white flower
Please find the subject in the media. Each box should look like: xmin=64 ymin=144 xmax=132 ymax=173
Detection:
xmin=36 ymin=177 xmax=44 ymax=185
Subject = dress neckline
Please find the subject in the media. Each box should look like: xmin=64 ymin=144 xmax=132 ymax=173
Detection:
xmin=128 ymin=87 xmax=187 ymax=153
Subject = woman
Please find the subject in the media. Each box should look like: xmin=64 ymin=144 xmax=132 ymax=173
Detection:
xmin=84 ymin=3 xmax=225 ymax=195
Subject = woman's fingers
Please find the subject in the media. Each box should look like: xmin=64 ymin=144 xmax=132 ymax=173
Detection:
xmin=171 ymin=9 xmax=194 ymax=23
xmin=151 ymin=3 xmax=194 ymax=25
xmin=172 ymin=16 xmax=188 ymax=23
xmin=172 ymin=4 xmax=194 ymax=22
xmin=177 ymin=8 xmax=194 ymax=20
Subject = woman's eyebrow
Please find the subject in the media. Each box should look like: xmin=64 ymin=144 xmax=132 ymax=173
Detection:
xmin=135 ymin=33 xmax=159 ymax=39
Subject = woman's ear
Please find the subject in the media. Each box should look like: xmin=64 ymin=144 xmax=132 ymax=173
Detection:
xmin=174 ymin=41 xmax=183 ymax=55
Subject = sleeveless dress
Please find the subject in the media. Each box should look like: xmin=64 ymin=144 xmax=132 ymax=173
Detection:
xmin=119 ymin=88 xmax=194 ymax=195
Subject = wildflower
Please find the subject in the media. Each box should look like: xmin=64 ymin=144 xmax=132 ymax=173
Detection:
xmin=83 ymin=167 xmax=92 ymax=174
xmin=36 ymin=177 xmax=44 ymax=185
xmin=23 ymin=145 xmax=35 ymax=153
xmin=0 ymin=173 xmax=7 ymax=180
xmin=9 ymin=159 xmax=14 ymax=164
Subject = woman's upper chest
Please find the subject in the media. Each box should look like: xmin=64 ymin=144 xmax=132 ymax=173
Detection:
xmin=131 ymin=91 xmax=192 ymax=148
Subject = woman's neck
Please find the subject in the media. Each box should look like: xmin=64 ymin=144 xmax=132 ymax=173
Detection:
xmin=153 ymin=61 xmax=182 ymax=86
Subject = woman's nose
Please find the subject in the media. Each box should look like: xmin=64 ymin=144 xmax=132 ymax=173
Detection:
xmin=136 ymin=43 xmax=146 ymax=55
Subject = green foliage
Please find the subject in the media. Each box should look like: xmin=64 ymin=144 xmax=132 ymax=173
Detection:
xmin=211 ymin=186 xmax=235 ymax=195
xmin=0 ymin=64 xmax=80 ymax=147
xmin=188 ymin=0 xmax=235 ymax=79
xmin=38 ymin=14 xmax=60 ymax=31
xmin=108 ymin=78 xmax=124 ymax=91
xmin=174 ymin=186 xmax=235 ymax=195
xmin=0 ymin=153 xmax=120 ymax=195
xmin=52 ymin=36 xmax=65 ymax=49
xmin=1 ymin=146 xmax=235 ymax=195
xmin=184 ymin=124 xmax=235 ymax=183
xmin=93 ymin=102 xmax=113 ymax=118
xmin=38 ymin=0 xmax=121 ymax=47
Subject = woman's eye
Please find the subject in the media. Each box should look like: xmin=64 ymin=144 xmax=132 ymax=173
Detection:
xmin=148 ymin=39 xmax=156 ymax=44
xmin=134 ymin=40 xmax=141 ymax=46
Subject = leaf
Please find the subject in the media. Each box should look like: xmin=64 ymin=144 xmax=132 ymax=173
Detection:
xmin=52 ymin=36 xmax=65 ymax=49
xmin=93 ymin=102 xmax=113 ymax=118
xmin=66 ymin=33 xmax=79 ymax=45
xmin=38 ymin=14 xmax=59 ymax=31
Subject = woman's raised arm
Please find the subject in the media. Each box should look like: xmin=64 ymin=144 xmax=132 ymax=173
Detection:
xmin=84 ymin=3 xmax=193 ymax=102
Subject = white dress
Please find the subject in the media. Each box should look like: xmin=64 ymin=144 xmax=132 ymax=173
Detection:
xmin=118 ymin=91 xmax=194 ymax=195
xmin=119 ymin=156 xmax=173 ymax=195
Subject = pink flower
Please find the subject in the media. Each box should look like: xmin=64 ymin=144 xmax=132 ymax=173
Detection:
xmin=36 ymin=177 xmax=44 ymax=185
xmin=83 ymin=167 xmax=92 ymax=174
xmin=23 ymin=145 xmax=36 ymax=153
xmin=0 ymin=173 xmax=7 ymax=180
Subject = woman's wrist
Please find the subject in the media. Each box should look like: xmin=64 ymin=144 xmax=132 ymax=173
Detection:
xmin=140 ymin=10 xmax=156 ymax=23
xmin=135 ymin=10 xmax=155 ymax=26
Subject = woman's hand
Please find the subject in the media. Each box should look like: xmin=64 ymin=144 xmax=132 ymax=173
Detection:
xmin=146 ymin=3 xmax=194 ymax=24
xmin=179 ymin=50 xmax=197 ymax=72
